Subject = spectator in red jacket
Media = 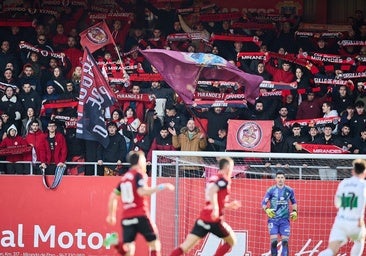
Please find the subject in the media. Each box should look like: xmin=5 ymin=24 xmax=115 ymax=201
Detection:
xmin=296 ymin=91 xmax=326 ymax=120
xmin=265 ymin=60 xmax=295 ymax=83
xmin=147 ymin=126 xmax=175 ymax=162
xmin=42 ymin=120 xmax=67 ymax=175
xmin=0 ymin=124 xmax=29 ymax=174
xmin=24 ymin=120 xmax=47 ymax=174
xmin=52 ymin=23 xmax=68 ymax=51
xmin=63 ymin=36 xmax=83 ymax=79
xmin=122 ymin=84 xmax=155 ymax=121
xmin=106 ymin=20 xmax=130 ymax=57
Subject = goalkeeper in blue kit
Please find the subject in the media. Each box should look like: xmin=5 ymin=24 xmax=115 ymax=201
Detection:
xmin=261 ymin=170 xmax=298 ymax=256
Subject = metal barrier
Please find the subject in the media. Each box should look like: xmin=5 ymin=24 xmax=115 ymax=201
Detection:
xmin=0 ymin=159 xmax=353 ymax=180
xmin=0 ymin=161 xmax=130 ymax=176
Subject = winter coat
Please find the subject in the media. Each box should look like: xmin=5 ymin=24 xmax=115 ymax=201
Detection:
xmin=172 ymin=127 xmax=207 ymax=171
xmin=43 ymin=132 xmax=68 ymax=164
xmin=0 ymin=125 xmax=28 ymax=162
xmin=24 ymin=129 xmax=47 ymax=163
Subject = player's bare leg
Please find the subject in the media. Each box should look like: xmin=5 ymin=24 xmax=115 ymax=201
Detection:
xmin=123 ymin=242 xmax=135 ymax=256
xmin=114 ymin=241 xmax=127 ymax=255
xmin=148 ymin=239 xmax=162 ymax=256
xmin=169 ymin=233 xmax=201 ymax=256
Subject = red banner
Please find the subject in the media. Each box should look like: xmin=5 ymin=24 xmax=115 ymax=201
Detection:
xmin=129 ymin=73 xmax=163 ymax=82
xmin=301 ymin=143 xmax=349 ymax=154
xmin=210 ymin=0 xmax=303 ymax=15
xmin=227 ymin=120 xmax=273 ymax=152
xmin=260 ymin=80 xmax=298 ymax=90
xmin=194 ymin=92 xmax=246 ymax=100
xmin=1 ymin=176 xmax=352 ymax=255
xmin=0 ymin=145 xmax=32 ymax=156
xmin=115 ymin=93 xmax=153 ymax=102
xmin=199 ymin=12 xmax=242 ymax=22
xmin=284 ymin=116 xmax=340 ymax=128
xmin=88 ymin=13 xmax=133 ymax=21
xmin=0 ymin=176 xmax=148 ymax=255
xmin=298 ymin=52 xmax=356 ymax=65
xmin=211 ymin=35 xmax=262 ymax=46
xmin=42 ymin=99 xmax=78 ymax=109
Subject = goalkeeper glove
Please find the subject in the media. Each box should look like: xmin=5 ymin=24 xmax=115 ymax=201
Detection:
xmin=265 ymin=208 xmax=275 ymax=218
xmin=290 ymin=210 xmax=298 ymax=221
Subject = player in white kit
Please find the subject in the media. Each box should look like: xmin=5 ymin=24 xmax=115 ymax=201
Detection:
xmin=319 ymin=158 xmax=366 ymax=256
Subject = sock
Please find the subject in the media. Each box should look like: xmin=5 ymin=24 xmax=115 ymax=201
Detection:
xmin=114 ymin=242 xmax=127 ymax=255
xmin=151 ymin=250 xmax=161 ymax=256
xmin=271 ymin=240 xmax=278 ymax=256
xmin=214 ymin=242 xmax=232 ymax=256
xmin=170 ymin=247 xmax=183 ymax=256
xmin=318 ymin=248 xmax=333 ymax=256
xmin=281 ymin=240 xmax=288 ymax=256
xmin=351 ymin=241 xmax=364 ymax=256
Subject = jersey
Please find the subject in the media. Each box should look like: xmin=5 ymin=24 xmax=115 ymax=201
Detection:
xmin=199 ymin=173 xmax=230 ymax=222
xmin=335 ymin=176 xmax=366 ymax=222
xmin=114 ymin=168 xmax=150 ymax=219
xmin=262 ymin=185 xmax=297 ymax=220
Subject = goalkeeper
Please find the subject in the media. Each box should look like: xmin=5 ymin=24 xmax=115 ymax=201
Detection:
xmin=261 ymin=170 xmax=298 ymax=256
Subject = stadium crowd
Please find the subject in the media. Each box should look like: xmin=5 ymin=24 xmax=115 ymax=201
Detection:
xmin=0 ymin=1 xmax=366 ymax=175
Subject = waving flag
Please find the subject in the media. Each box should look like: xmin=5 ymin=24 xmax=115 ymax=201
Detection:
xmin=139 ymin=49 xmax=263 ymax=105
xmin=79 ymin=21 xmax=114 ymax=53
xmin=76 ymin=48 xmax=116 ymax=148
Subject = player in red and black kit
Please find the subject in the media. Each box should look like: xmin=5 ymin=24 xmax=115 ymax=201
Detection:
xmin=169 ymin=157 xmax=241 ymax=256
xmin=106 ymin=150 xmax=174 ymax=256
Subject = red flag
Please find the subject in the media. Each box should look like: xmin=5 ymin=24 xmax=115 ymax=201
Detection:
xmin=227 ymin=120 xmax=273 ymax=152
xmin=79 ymin=21 xmax=115 ymax=53
xmin=76 ymin=48 xmax=117 ymax=148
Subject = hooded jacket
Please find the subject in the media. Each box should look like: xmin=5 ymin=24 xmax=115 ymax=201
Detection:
xmin=0 ymin=124 xmax=28 ymax=162
xmin=0 ymin=92 xmax=22 ymax=121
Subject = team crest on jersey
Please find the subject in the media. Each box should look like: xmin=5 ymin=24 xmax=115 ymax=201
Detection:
xmin=236 ymin=122 xmax=262 ymax=149
xmin=138 ymin=179 xmax=145 ymax=186
xmin=86 ymin=26 xmax=109 ymax=44
xmin=217 ymin=180 xmax=226 ymax=187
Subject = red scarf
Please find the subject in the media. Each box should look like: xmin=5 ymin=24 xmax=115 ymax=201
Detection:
xmin=135 ymin=133 xmax=145 ymax=142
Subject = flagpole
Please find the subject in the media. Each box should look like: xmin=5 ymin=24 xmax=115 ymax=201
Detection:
xmin=188 ymin=64 xmax=218 ymax=151
xmin=99 ymin=19 xmax=130 ymax=88
xmin=112 ymin=43 xmax=130 ymax=87
xmin=102 ymin=20 xmax=130 ymax=115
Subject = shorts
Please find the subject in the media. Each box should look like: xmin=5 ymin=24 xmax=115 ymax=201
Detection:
xmin=190 ymin=219 xmax=232 ymax=238
xmin=122 ymin=216 xmax=158 ymax=243
xmin=328 ymin=219 xmax=366 ymax=244
xmin=268 ymin=218 xmax=291 ymax=236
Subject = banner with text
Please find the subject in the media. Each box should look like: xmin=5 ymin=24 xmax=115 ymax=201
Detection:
xmin=76 ymin=48 xmax=116 ymax=148
xmin=0 ymin=176 xmax=352 ymax=256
